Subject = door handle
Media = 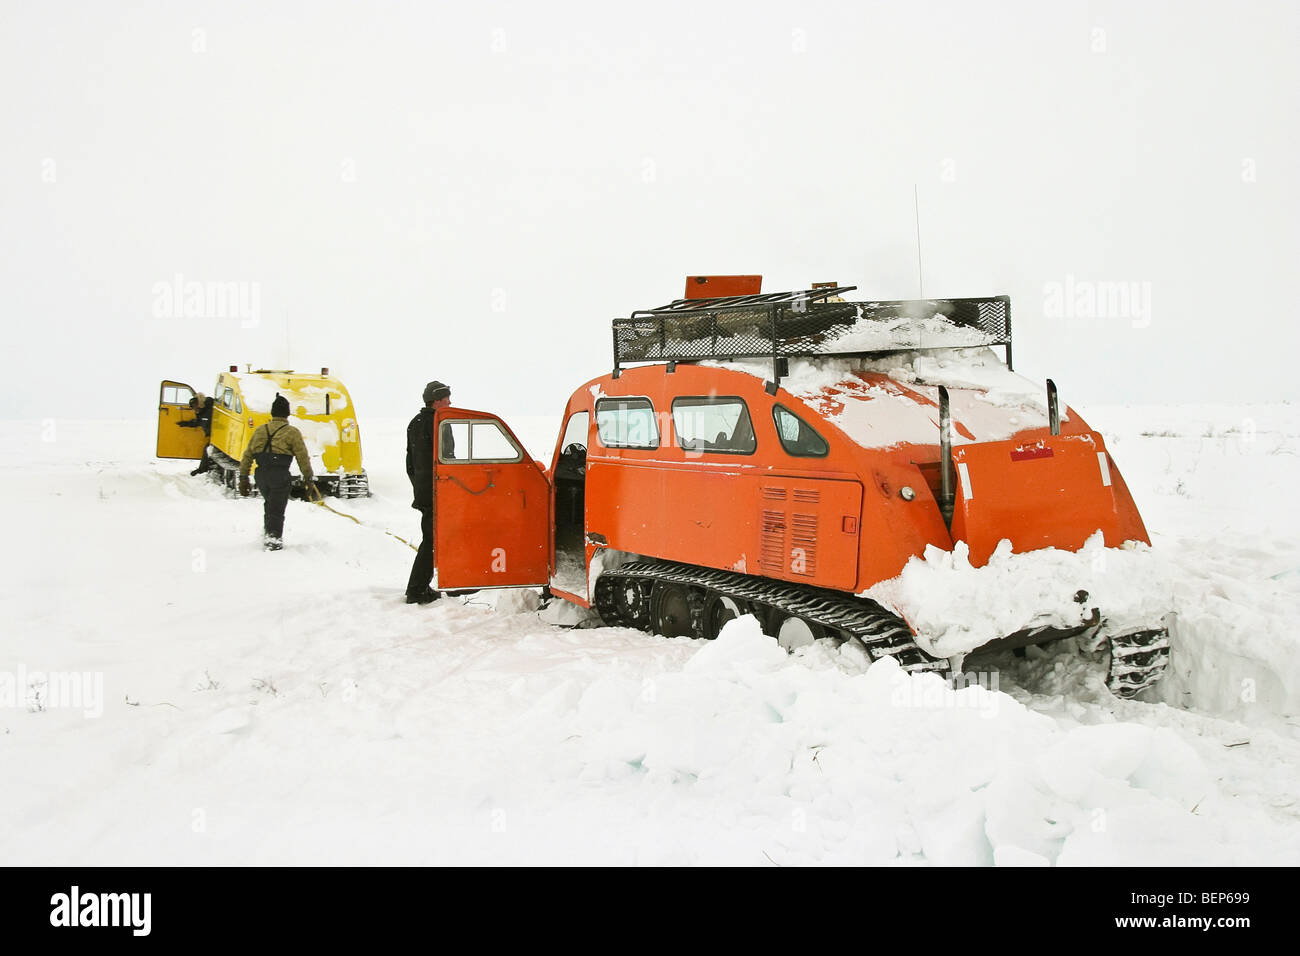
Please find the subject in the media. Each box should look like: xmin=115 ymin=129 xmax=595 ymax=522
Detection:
xmin=443 ymin=473 xmax=495 ymax=495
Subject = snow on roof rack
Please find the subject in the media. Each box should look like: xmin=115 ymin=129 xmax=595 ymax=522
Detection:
xmin=612 ymin=289 xmax=1013 ymax=388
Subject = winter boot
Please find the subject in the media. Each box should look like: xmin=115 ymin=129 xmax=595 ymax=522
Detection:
xmin=405 ymin=587 xmax=440 ymax=605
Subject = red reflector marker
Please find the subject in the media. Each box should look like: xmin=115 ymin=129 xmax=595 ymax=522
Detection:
xmin=1010 ymin=444 xmax=1055 ymax=462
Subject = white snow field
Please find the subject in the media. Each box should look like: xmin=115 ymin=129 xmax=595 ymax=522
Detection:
xmin=1 ymin=406 xmax=1298 ymax=866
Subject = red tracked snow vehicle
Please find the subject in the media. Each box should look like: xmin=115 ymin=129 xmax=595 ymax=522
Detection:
xmin=426 ymin=276 xmax=1170 ymax=697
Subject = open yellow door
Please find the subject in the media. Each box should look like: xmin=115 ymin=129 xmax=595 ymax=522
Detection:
xmin=156 ymin=380 xmax=207 ymax=459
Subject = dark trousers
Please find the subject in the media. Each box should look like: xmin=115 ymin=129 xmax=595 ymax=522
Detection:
xmin=257 ymin=472 xmax=291 ymax=540
xmin=406 ymin=505 xmax=434 ymax=596
xmin=192 ymin=449 xmax=212 ymax=475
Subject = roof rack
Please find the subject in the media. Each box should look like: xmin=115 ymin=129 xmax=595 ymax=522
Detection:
xmin=612 ymin=289 xmax=1012 ymax=391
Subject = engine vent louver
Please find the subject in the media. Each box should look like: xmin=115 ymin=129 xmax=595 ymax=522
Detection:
xmin=760 ymin=509 xmax=786 ymax=571
xmin=791 ymin=513 xmax=818 ymax=576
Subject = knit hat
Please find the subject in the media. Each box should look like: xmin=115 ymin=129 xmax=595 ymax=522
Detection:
xmin=271 ymin=394 xmax=290 ymax=417
xmin=423 ymin=381 xmax=451 ymax=404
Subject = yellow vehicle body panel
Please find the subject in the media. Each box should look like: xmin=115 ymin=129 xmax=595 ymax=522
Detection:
xmin=208 ymin=370 xmax=365 ymax=478
xmin=156 ymin=380 xmax=207 ymax=459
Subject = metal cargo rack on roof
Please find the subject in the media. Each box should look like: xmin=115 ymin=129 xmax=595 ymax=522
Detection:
xmin=612 ymin=287 xmax=1012 ymax=391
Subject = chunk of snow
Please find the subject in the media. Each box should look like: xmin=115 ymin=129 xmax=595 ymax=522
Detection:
xmin=865 ymin=534 xmax=1175 ymax=659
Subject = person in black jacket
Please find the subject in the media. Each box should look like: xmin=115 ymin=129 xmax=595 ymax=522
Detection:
xmin=405 ymin=381 xmax=453 ymax=604
xmin=180 ymin=394 xmax=216 ymax=476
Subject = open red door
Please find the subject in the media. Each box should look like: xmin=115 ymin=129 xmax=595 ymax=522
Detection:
xmin=433 ymin=408 xmax=552 ymax=589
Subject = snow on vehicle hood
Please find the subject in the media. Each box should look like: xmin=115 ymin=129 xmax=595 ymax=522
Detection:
xmin=230 ymin=373 xmax=345 ymax=466
xmin=294 ymin=418 xmax=343 ymax=467
xmin=232 ymin=373 xmax=348 ymax=415
xmin=713 ymin=347 xmax=1064 ymax=449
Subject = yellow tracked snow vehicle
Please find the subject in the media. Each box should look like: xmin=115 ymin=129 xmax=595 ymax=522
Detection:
xmin=155 ymin=367 xmax=369 ymax=497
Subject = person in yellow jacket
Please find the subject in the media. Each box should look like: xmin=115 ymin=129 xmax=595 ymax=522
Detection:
xmin=238 ymin=394 xmax=316 ymax=551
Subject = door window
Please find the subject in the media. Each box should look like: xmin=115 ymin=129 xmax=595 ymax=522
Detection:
xmin=469 ymin=421 xmax=520 ymax=461
xmin=440 ymin=421 xmax=468 ymax=460
xmin=161 ymin=384 xmax=195 ymax=405
xmin=438 ymin=419 xmax=523 ymax=463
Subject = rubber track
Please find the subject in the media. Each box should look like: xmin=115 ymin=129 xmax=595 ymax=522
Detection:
xmin=593 ymin=561 xmax=947 ymax=674
xmin=595 ymin=559 xmax=1172 ymax=699
xmin=1105 ymin=627 xmax=1171 ymax=699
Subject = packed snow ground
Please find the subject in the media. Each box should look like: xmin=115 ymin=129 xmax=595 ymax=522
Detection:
xmin=1 ymin=406 xmax=1298 ymax=865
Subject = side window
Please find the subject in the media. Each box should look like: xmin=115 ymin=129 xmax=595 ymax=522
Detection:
xmin=773 ymin=405 xmax=829 ymax=457
xmin=214 ymin=380 xmax=223 ymax=401
xmin=556 ymin=411 xmax=589 ymax=478
xmin=438 ymin=419 xmax=523 ymax=463
xmin=234 ymin=395 xmax=243 ymax=414
xmin=222 ymin=387 xmax=235 ymax=409
xmin=672 ymin=396 xmax=756 ymax=454
xmin=560 ymin=411 xmax=589 ymax=450
xmin=161 ymin=384 xmax=194 ymax=405
xmin=595 ymin=398 xmax=659 ymax=449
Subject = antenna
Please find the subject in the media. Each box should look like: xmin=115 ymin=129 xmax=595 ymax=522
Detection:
xmin=913 ymin=183 xmax=924 ymax=299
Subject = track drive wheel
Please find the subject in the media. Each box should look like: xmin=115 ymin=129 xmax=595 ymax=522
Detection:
xmin=613 ymin=578 xmax=652 ymax=630
xmin=772 ymin=613 xmax=826 ymax=651
xmin=650 ymin=582 xmax=704 ymax=639
xmin=702 ymin=593 xmax=745 ymax=640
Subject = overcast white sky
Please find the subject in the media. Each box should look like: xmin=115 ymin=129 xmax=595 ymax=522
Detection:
xmin=2 ymin=0 xmax=1297 ymax=422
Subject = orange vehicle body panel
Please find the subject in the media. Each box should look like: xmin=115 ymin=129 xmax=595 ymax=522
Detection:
xmin=585 ymin=460 xmax=864 ymax=591
xmin=948 ymin=434 xmax=1149 ymax=566
xmin=441 ymin=359 xmax=1151 ymax=602
xmin=578 ymin=364 xmax=883 ymax=593
xmin=561 ymin=363 xmax=1149 ymax=595
xmin=433 ymin=408 xmax=552 ymax=590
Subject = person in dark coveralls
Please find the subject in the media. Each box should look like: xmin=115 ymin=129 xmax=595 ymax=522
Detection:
xmin=405 ymin=381 xmax=453 ymax=604
xmin=237 ymin=394 xmax=316 ymax=551
xmin=179 ymin=394 xmax=216 ymax=476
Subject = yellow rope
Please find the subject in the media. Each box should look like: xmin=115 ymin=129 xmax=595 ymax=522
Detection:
xmin=308 ymin=486 xmax=418 ymax=551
